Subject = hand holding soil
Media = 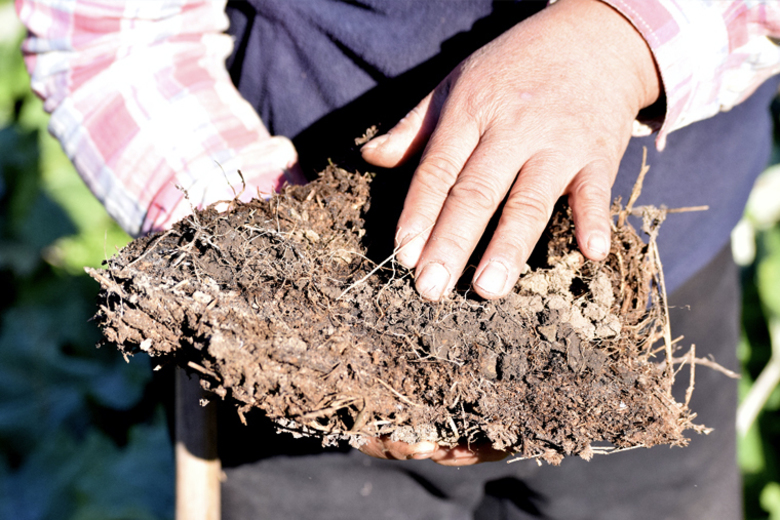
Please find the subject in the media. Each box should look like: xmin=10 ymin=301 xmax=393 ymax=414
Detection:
xmin=85 ymin=0 xmax=703 ymax=468
xmin=88 ymin=165 xmax=707 ymax=466
xmin=358 ymin=437 xmax=508 ymax=466
xmin=361 ymin=0 xmax=661 ymax=302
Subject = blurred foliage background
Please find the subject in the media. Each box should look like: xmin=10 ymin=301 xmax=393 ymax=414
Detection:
xmin=736 ymin=155 xmax=780 ymax=517
xmin=1 ymin=1 xmax=780 ymax=518
xmin=0 ymin=3 xmax=173 ymax=519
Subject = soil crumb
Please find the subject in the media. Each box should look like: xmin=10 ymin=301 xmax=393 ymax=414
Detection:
xmin=88 ymin=165 xmax=704 ymax=464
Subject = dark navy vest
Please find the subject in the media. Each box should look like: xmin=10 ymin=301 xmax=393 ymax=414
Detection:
xmin=225 ymin=0 xmax=779 ymax=294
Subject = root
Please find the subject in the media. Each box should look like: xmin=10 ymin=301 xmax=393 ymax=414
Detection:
xmin=87 ymin=161 xmax=712 ymax=463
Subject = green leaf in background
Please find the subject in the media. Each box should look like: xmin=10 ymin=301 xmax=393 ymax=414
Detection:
xmin=757 ymin=225 xmax=780 ymax=319
xmin=740 ymin=369 xmax=768 ymax=475
xmin=0 ymin=4 xmax=171 ymax=519
xmin=0 ymin=418 xmax=173 ymax=520
xmin=0 ymin=3 xmax=29 ymax=128
xmin=0 ymin=298 xmax=151 ymax=447
xmin=70 ymin=417 xmax=174 ymax=520
xmin=761 ymin=481 xmax=780 ymax=520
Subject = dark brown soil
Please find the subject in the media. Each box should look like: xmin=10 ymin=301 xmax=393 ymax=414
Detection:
xmin=88 ymin=165 xmax=703 ymax=465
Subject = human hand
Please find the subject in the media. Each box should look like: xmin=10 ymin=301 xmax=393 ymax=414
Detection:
xmin=361 ymin=0 xmax=660 ymax=301
xmin=359 ymin=437 xmax=508 ymax=466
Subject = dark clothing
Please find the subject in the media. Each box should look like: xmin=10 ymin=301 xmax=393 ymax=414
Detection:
xmin=225 ymin=0 xmax=779 ymax=294
xmin=218 ymin=1 xmax=774 ymax=518
xmin=225 ymin=0 xmax=503 ymax=139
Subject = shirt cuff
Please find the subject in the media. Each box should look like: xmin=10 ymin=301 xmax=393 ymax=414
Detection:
xmin=602 ymin=0 xmax=780 ymax=150
xmin=18 ymin=0 xmax=304 ymax=237
xmin=141 ymin=135 xmax=304 ymax=235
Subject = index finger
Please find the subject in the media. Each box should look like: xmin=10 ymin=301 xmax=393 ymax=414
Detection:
xmin=393 ymin=109 xmax=480 ymax=271
xmin=409 ymin=129 xmax=531 ymax=300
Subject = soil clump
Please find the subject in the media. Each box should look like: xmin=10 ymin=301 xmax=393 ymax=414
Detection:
xmin=88 ymin=165 xmax=703 ymax=464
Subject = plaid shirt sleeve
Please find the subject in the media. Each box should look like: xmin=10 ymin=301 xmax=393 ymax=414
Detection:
xmin=15 ymin=0 xmax=305 ymax=237
xmin=602 ymin=0 xmax=780 ymax=150
xmin=17 ymin=1 xmax=780 ymax=236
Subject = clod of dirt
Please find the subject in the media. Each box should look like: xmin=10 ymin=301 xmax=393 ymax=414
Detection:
xmin=87 ymin=165 xmax=704 ymax=464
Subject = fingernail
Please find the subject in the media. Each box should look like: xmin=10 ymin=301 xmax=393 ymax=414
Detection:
xmin=396 ymin=233 xmax=425 ymax=268
xmin=409 ymin=441 xmax=437 ymax=459
xmin=361 ymin=134 xmax=389 ymax=152
xmin=416 ymin=263 xmax=451 ymax=301
xmin=588 ymin=232 xmax=609 ymax=257
xmin=475 ymin=260 xmax=509 ymax=296
xmin=413 ymin=441 xmax=437 ymax=452
xmin=411 ymin=451 xmax=435 ymax=460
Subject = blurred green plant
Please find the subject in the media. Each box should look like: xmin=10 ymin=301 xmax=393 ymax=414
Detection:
xmin=735 ymin=160 xmax=780 ymax=519
xmin=0 ymin=3 xmax=173 ymax=519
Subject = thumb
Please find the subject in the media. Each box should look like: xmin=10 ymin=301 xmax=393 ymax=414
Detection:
xmin=361 ymin=88 xmax=442 ymax=168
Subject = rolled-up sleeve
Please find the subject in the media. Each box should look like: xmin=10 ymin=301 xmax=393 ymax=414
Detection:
xmin=16 ymin=0 xmax=304 ymax=236
xmin=602 ymin=0 xmax=780 ymax=150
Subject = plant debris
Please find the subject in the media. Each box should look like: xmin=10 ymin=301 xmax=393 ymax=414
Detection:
xmin=87 ymin=161 xmax=707 ymax=465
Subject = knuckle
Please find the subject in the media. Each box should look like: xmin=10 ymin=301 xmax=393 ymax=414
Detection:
xmin=417 ymin=149 xmax=463 ymax=186
xmin=570 ymin=178 xmax=612 ymax=218
xmin=400 ymin=103 xmax=425 ymax=128
xmin=448 ymin=177 xmax=504 ymax=213
xmin=460 ymin=90 xmax=483 ymax=120
xmin=573 ymin=180 xmax=611 ymax=201
xmin=451 ymin=72 xmax=513 ymax=126
xmin=428 ymin=230 xmax=473 ymax=258
xmin=460 ymin=88 xmax=500 ymax=124
xmin=492 ymin=227 xmax=535 ymax=264
xmin=573 ymin=184 xmax=610 ymax=211
xmin=504 ymin=183 xmax=555 ymax=224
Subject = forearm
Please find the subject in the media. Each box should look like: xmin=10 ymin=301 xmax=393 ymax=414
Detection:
xmin=16 ymin=0 xmax=303 ymax=237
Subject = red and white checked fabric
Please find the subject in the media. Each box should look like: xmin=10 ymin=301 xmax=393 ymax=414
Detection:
xmin=16 ymin=0 xmax=306 ymax=236
xmin=602 ymin=0 xmax=780 ymax=150
xmin=16 ymin=0 xmax=780 ymax=235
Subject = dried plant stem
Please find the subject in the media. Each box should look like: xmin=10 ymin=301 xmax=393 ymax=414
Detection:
xmin=666 ymin=205 xmax=709 ymax=214
xmin=649 ymin=239 xmax=674 ymax=371
xmin=629 ymin=205 xmax=709 ymax=216
xmin=337 ymin=224 xmax=433 ymax=300
xmin=187 ymin=361 xmax=220 ymax=380
xmin=618 ymin=146 xmax=650 ymax=227
xmin=127 ymin=229 xmax=176 ymax=267
xmin=684 ymin=345 xmax=696 ymax=408
xmin=669 ymin=353 xmax=740 ymax=380
xmin=376 ymin=378 xmax=423 ymax=408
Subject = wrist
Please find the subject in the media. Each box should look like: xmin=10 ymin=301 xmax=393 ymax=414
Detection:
xmin=552 ymin=0 xmax=662 ymax=111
